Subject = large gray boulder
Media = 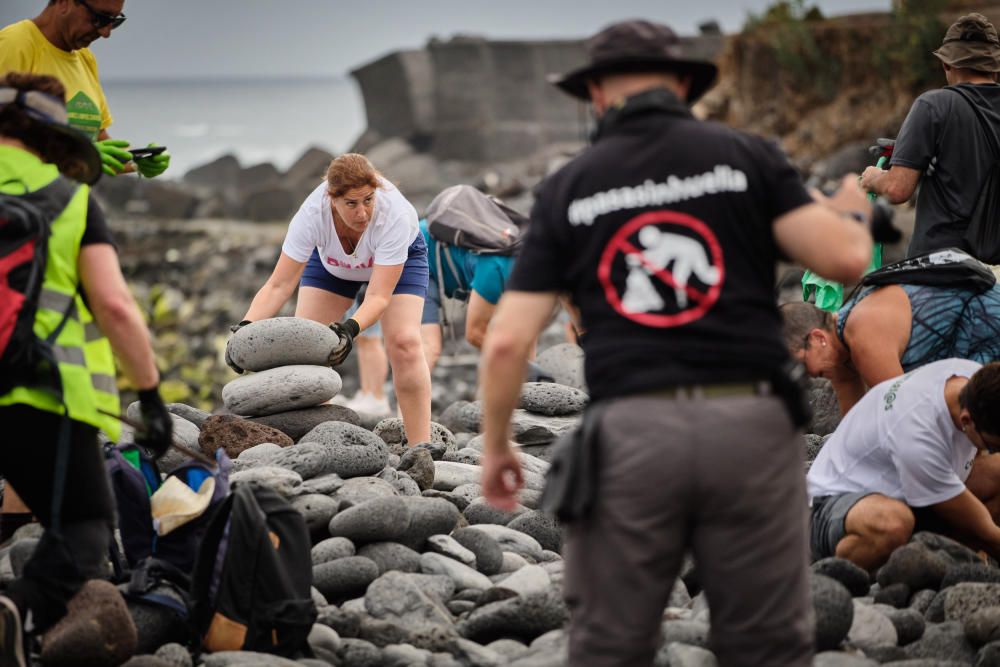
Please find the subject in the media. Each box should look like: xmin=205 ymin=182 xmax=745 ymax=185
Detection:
xmin=328 ymin=497 xmax=412 ymax=544
xmin=365 ymin=570 xmax=454 ymax=629
xmin=518 ymin=383 xmax=587 ymax=416
xmin=535 ymin=344 xmax=586 ymax=391
xmin=268 ymin=442 xmax=340 ymax=480
xmin=812 ymin=573 xmax=854 ymax=651
xmin=313 ymin=557 xmax=380 ymax=601
xmin=300 ymin=422 xmax=389 ymax=478
xmin=222 ymin=365 xmax=342 ymax=417
xmin=251 ymin=404 xmax=361 ymax=441
xmin=457 ymin=588 xmax=568 ymax=644
xmin=227 ymin=317 xmax=340 ymax=372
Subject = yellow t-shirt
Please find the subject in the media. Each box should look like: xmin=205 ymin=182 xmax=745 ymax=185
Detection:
xmin=0 ymin=19 xmax=112 ymax=140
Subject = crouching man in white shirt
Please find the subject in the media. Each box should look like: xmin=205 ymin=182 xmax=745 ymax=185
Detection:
xmin=808 ymin=359 xmax=1000 ymax=571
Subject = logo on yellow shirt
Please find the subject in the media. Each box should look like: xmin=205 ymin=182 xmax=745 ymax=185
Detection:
xmin=65 ymin=91 xmax=101 ymax=140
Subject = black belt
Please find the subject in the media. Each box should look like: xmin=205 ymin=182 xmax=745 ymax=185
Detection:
xmin=648 ymin=381 xmax=772 ymax=400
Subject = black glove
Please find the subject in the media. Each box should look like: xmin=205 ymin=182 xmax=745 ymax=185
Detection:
xmin=225 ymin=320 xmax=251 ymax=374
xmin=328 ymin=318 xmax=360 ymax=367
xmin=136 ymin=387 xmax=172 ymax=460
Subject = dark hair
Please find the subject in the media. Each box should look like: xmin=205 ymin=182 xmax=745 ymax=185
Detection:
xmin=959 ymin=362 xmax=1000 ymax=437
xmin=0 ymin=72 xmax=91 ymax=181
xmin=779 ymin=301 xmax=835 ymax=353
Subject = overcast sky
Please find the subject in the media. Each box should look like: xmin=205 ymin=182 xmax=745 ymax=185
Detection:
xmin=0 ymin=1 xmax=891 ymax=81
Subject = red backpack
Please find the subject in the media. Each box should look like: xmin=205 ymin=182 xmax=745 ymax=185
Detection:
xmin=0 ymin=176 xmax=77 ymax=395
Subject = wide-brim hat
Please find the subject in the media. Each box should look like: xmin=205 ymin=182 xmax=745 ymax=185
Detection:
xmin=932 ymin=13 xmax=1000 ymax=73
xmin=549 ymin=19 xmax=719 ymax=104
xmin=0 ymin=87 xmax=102 ymax=185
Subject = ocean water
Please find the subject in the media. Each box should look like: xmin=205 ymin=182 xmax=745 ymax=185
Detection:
xmin=101 ymin=77 xmax=366 ymax=177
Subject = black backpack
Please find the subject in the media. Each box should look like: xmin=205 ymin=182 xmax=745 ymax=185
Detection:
xmin=860 ymin=247 xmax=996 ymax=292
xmin=424 ymin=184 xmax=527 ymax=256
xmin=0 ymin=177 xmax=78 ymax=396
xmin=190 ymin=483 xmax=316 ymax=658
xmin=949 ymin=86 xmax=1000 ymax=264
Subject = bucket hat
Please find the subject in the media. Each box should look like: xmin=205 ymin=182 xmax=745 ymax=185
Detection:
xmin=0 ymin=86 xmax=102 ymax=184
xmin=549 ymin=19 xmax=718 ymax=103
xmin=933 ymin=13 xmax=1000 ymax=73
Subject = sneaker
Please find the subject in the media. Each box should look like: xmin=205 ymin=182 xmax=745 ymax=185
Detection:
xmin=346 ymin=392 xmax=392 ymax=417
xmin=0 ymin=595 xmax=26 ymax=667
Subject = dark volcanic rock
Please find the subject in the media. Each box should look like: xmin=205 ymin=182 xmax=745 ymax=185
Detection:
xmin=811 ymin=573 xmax=854 ymax=651
xmin=311 ymin=536 xmax=355 ymax=565
xmin=812 ymin=558 xmax=871 ymax=598
xmin=373 ymin=417 xmax=457 ymax=455
xmin=300 ymin=421 xmax=389 ymax=478
xmin=874 ymin=582 xmax=911 ymax=608
xmin=879 ymin=606 xmax=926 ymax=646
xmin=507 ymin=510 xmax=562 ymax=554
xmin=41 ymin=580 xmax=138 ymax=667
xmin=452 ymin=527 xmax=504 ymax=576
xmin=942 ymin=563 xmax=1000 ymax=588
xmin=398 ymin=496 xmax=462 ymax=550
xmin=268 ymin=442 xmax=339 ymax=480
xmin=313 ymin=556 xmax=380 ymax=601
xmin=357 ymin=541 xmax=423 ymax=575
xmin=398 ymin=447 xmax=436 ymax=491
xmin=457 ymin=588 xmax=568 ymax=644
xmin=199 ymin=414 xmax=293 ymax=458
xmin=964 ymin=606 xmax=1000 ymax=646
xmin=877 ymin=543 xmax=948 ymax=591
xmin=903 ymin=620 xmax=977 ymax=663
xmin=518 ymin=382 xmax=588 ymax=416
xmin=251 ymin=404 xmax=361 ymax=440
xmin=328 ymin=496 xmax=411 ymax=544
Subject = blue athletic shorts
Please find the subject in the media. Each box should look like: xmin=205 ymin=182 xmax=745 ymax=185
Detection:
xmin=300 ymin=233 xmax=429 ymax=300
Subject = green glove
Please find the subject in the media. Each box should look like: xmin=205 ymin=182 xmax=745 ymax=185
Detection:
xmin=94 ymin=138 xmax=131 ymax=176
xmin=135 ymin=143 xmax=170 ymax=179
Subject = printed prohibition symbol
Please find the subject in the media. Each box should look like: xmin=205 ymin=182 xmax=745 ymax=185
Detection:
xmin=597 ymin=210 xmax=725 ymax=328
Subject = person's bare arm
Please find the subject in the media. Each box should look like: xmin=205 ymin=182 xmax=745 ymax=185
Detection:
xmin=843 ymin=287 xmax=910 ymax=387
xmin=78 ymin=244 xmax=158 ymax=389
xmin=861 ymin=165 xmax=920 ymax=205
xmin=481 ymin=291 xmax=559 ymax=509
xmin=244 ymin=252 xmax=306 ymax=321
xmin=465 ymin=291 xmax=497 ymax=349
xmin=773 ymin=175 xmax=873 ymax=284
xmin=931 ymin=489 xmax=1000 ymax=559
xmin=351 ymin=263 xmax=403 ymax=331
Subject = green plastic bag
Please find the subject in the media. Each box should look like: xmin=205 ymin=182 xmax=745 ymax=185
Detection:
xmin=802 ymin=243 xmax=882 ymax=311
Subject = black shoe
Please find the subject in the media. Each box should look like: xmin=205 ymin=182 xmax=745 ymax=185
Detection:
xmin=0 ymin=596 xmax=25 ymax=667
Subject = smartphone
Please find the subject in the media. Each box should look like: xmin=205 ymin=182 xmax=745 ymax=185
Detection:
xmin=128 ymin=146 xmax=167 ymax=160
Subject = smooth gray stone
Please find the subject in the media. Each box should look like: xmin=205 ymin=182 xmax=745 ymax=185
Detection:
xmin=333 ymin=476 xmax=400 ymax=507
xmin=9 ymin=539 xmax=36 ymax=579
xmin=373 ymin=418 xmax=457 ymax=454
xmin=877 ymin=543 xmax=948 ymax=592
xmin=942 ymin=563 xmax=1000 ymax=588
xmin=492 ymin=565 xmax=551 ymax=598
xmin=875 ymin=582 xmax=911 ymax=608
xmin=848 ymin=600 xmax=898 ymax=647
xmin=518 ymin=382 xmax=588 ymax=416
xmin=535 ymin=343 xmax=586 ymax=391
xmin=507 ymin=510 xmax=562 ymax=553
xmin=421 ymin=552 xmax=493 ymax=590
xmin=159 ymin=414 xmax=201 ymax=473
xmin=463 ymin=497 xmax=527 ymax=526
xmin=467 ymin=524 xmax=545 ymax=563
xmin=328 ymin=497 xmax=411 ymax=544
xmin=811 ymin=652 xmax=877 ymax=667
xmin=426 ymin=534 xmax=476 ymax=567
xmin=944 ymin=583 xmax=1000 ymax=623
xmin=660 ymin=620 xmax=710 ymax=648
xmin=486 ymin=638 xmax=529 ymax=661
xmin=433 ymin=461 xmax=482 ymax=491
xmin=153 ymin=642 xmax=193 ymax=667
xmin=227 ymin=317 xmax=339 ymax=372
xmin=358 ymin=542 xmax=422 ymax=575
xmin=251 ymin=404 xmax=361 ymax=441
xmin=443 ymin=447 xmax=482 ymax=466
xmin=364 ymin=570 xmax=454 ymax=628
xmin=397 ymin=496 xmax=462 ymax=550
xmin=267 ymin=442 xmax=339 ymax=480
xmin=448 ymin=638 xmax=504 ymax=667
xmin=300 ymin=421 xmax=389 ymax=478
xmin=508 ymin=629 xmax=569 ymax=666
xmin=311 ymin=587 xmax=328 ymax=609
xmin=337 ymin=637 xmax=383 ymax=667
xmin=222 ymin=365 xmax=342 ymax=417
xmin=313 ymin=556 xmax=380 ymax=601
xmin=452 ymin=527 xmax=504 ymax=576
xmin=978 ymin=640 xmax=1000 ymax=667
xmin=457 ymin=587 xmax=569 ymax=644
xmin=451 ymin=483 xmax=482 ymax=504
xmin=903 ymin=620 xmax=977 ymax=662
xmin=439 ymin=400 xmax=476 ymax=434
xmin=166 ymin=403 xmax=210 ymax=428
xmin=228 ymin=466 xmax=302 ymax=497
xmin=291 ymin=493 xmax=339 ymax=535
xmin=382 ymin=643 xmax=434 ymax=666
xmin=202 ymin=651 xmax=301 ymax=666
xmin=301 ymin=472 xmax=346 ymax=496
xmin=925 ymin=589 xmax=948 ymax=622
xmin=450 ymin=403 xmax=579 ymax=446
xmin=399 ymin=447 xmax=436 ymax=491
xmin=235 ymin=442 xmax=283 ymax=468
xmin=912 ymin=531 xmax=983 ymax=565
xmin=308 ymin=622 xmax=341 ymax=663
xmin=311 ymin=536 xmax=356 ymax=565
xmin=421 ymin=489 xmax=469 ymax=512
xmin=965 ymin=606 xmax=1000 ymax=645
xmin=877 ymin=605 xmax=926 ymax=646
xmin=812 ymin=573 xmax=854 ymax=652
xmin=909 ymin=589 xmax=937 ymax=615
xmin=813 ymin=558 xmax=872 ymax=598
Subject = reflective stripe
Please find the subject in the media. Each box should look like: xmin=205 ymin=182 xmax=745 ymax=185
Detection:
xmin=91 ymin=373 xmax=117 ymax=394
xmin=84 ymin=322 xmax=104 ymax=342
xmin=38 ymin=289 xmax=76 ymax=317
xmin=52 ymin=345 xmax=85 ymax=366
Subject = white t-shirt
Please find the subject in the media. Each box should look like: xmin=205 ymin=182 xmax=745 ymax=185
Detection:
xmin=281 ymin=177 xmax=419 ymax=282
xmin=807 ymin=358 xmax=980 ymax=507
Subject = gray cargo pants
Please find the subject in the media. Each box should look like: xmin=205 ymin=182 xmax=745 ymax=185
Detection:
xmin=563 ymin=392 xmax=813 ymax=666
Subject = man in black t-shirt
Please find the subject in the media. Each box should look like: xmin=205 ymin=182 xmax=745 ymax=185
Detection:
xmin=478 ymin=20 xmax=875 ymax=667
xmin=861 ymin=13 xmax=1000 ymax=258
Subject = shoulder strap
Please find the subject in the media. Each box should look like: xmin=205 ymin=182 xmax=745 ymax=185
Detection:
xmin=950 ymin=85 xmax=1000 ymax=158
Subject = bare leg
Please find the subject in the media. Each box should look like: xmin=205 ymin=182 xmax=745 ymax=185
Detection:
xmin=383 ymin=295 xmax=431 ymax=444
xmin=421 ymin=323 xmax=442 ymax=372
xmin=355 ymin=335 xmax=389 ymax=400
xmin=294 ymin=286 xmax=354 ymax=324
xmin=836 ymin=494 xmax=914 ymax=572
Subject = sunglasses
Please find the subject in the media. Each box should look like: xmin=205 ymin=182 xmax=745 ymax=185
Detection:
xmin=75 ymin=0 xmax=126 ymax=30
